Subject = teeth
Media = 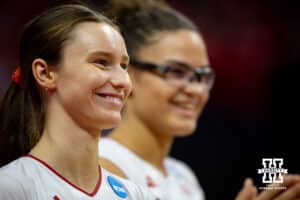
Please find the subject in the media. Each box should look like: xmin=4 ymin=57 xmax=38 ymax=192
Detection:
xmin=104 ymin=96 xmax=122 ymax=104
xmin=173 ymin=102 xmax=196 ymax=110
xmin=183 ymin=104 xmax=195 ymax=109
xmin=96 ymin=94 xmax=122 ymax=104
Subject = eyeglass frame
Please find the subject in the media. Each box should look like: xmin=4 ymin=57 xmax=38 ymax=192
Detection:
xmin=129 ymin=59 xmax=215 ymax=90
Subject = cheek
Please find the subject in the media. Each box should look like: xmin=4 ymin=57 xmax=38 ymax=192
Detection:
xmin=198 ymin=92 xmax=210 ymax=110
xmin=140 ymin=85 xmax=174 ymax=123
xmin=56 ymin=68 xmax=109 ymax=101
xmin=83 ymin=66 xmax=110 ymax=86
xmin=148 ymin=76 xmax=173 ymax=98
xmin=130 ymin=75 xmax=175 ymax=118
xmin=140 ymin=80 xmax=171 ymax=106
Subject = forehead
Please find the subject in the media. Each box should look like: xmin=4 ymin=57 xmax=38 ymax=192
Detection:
xmin=137 ymin=29 xmax=209 ymax=66
xmin=62 ymin=22 xmax=127 ymax=58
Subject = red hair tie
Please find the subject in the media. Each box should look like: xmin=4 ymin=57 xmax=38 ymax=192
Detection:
xmin=11 ymin=67 xmax=22 ymax=85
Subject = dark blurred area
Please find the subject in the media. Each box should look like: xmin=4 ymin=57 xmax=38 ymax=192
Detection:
xmin=0 ymin=0 xmax=299 ymax=199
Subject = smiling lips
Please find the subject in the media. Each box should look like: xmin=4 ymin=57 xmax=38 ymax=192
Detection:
xmin=170 ymin=100 xmax=198 ymax=118
xmin=95 ymin=92 xmax=124 ymax=108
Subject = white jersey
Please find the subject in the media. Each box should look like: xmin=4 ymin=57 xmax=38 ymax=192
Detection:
xmin=99 ymin=138 xmax=205 ymax=200
xmin=0 ymin=155 xmax=158 ymax=200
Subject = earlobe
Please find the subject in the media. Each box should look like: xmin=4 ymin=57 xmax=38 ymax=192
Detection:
xmin=32 ymin=58 xmax=56 ymax=92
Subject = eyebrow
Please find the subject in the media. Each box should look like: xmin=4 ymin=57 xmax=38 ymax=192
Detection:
xmin=89 ymin=51 xmax=129 ymax=64
xmin=165 ymin=60 xmax=194 ymax=70
xmin=165 ymin=59 xmax=209 ymax=69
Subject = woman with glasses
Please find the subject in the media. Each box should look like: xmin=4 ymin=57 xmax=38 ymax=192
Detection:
xmin=98 ymin=0 xmax=213 ymax=199
xmin=98 ymin=1 xmax=300 ymax=200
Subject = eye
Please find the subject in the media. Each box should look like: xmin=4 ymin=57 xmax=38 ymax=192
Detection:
xmin=94 ymin=59 xmax=109 ymax=69
xmin=166 ymin=66 xmax=187 ymax=79
xmin=195 ymin=73 xmax=204 ymax=82
xmin=120 ymin=63 xmax=129 ymax=71
xmin=195 ymin=67 xmax=214 ymax=83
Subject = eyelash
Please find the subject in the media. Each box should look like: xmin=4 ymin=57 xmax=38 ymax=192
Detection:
xmin=94 ymin=59 xmax=128 ymax=71
xmin=121 ymin=63 xmax=128 ymax=71
xmin=94 ymin=59 xmax=109 ymax=67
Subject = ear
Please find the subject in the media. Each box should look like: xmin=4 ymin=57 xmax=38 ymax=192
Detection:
xmin=32 ymin=58 xmax=57 ymax=91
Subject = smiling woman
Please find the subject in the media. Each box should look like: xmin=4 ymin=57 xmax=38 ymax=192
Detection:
xmin=0 ymin=4 xmax=156 ymax=200
xmin=54 ymin=21 xmax=131 ymax=130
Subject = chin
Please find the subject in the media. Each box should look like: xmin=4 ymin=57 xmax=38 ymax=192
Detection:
xmin=97 ymin=113 xmax=122 ymax=129
xmin=172 ymin=123 xmax=197 ymax=137
xmin=169 ymin=115 xmax=198 ymax=133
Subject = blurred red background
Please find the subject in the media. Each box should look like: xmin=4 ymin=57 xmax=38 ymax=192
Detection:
xmin=0 ymin=0 xmax=299 ymax=199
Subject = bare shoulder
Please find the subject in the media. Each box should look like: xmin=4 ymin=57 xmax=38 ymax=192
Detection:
xmin=99 ymin=157 xmax=128 ymax=179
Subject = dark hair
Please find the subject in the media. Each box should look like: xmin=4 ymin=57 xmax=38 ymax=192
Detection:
xmin=0 ymin=4 xmax=116 ymax=166
xmin=105 ymin=0 xmax=199 ymax=59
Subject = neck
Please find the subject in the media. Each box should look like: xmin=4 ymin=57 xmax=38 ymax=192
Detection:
xmin=110 ymin=112 xmax=173 ymax=175
xmin=30 ymin=100 xmax=100 ymax=192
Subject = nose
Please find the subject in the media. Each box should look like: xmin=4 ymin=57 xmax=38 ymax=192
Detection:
xmin=110 ymin=66 xmax=132 ymax=93
xmin=181 ymin=82 xmax=209 ymax=98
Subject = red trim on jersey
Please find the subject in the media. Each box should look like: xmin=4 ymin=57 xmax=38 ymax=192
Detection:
xmin=53 ymin=195 xmax=60 ymax=200
xmin=146 ymin=175 xmax=157 ymax=188
xmin=25 ymin=155 xmax=102 ymax=197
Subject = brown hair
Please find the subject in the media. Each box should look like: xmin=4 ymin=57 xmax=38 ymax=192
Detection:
xmin=0 ymin=4 xmax=116 ymax=166
xmin=105 ymin=0 xmax=199 ymax=59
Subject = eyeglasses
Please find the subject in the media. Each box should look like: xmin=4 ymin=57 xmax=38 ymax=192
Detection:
xmin=130 ymin=60 xmax=215 ymax=90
